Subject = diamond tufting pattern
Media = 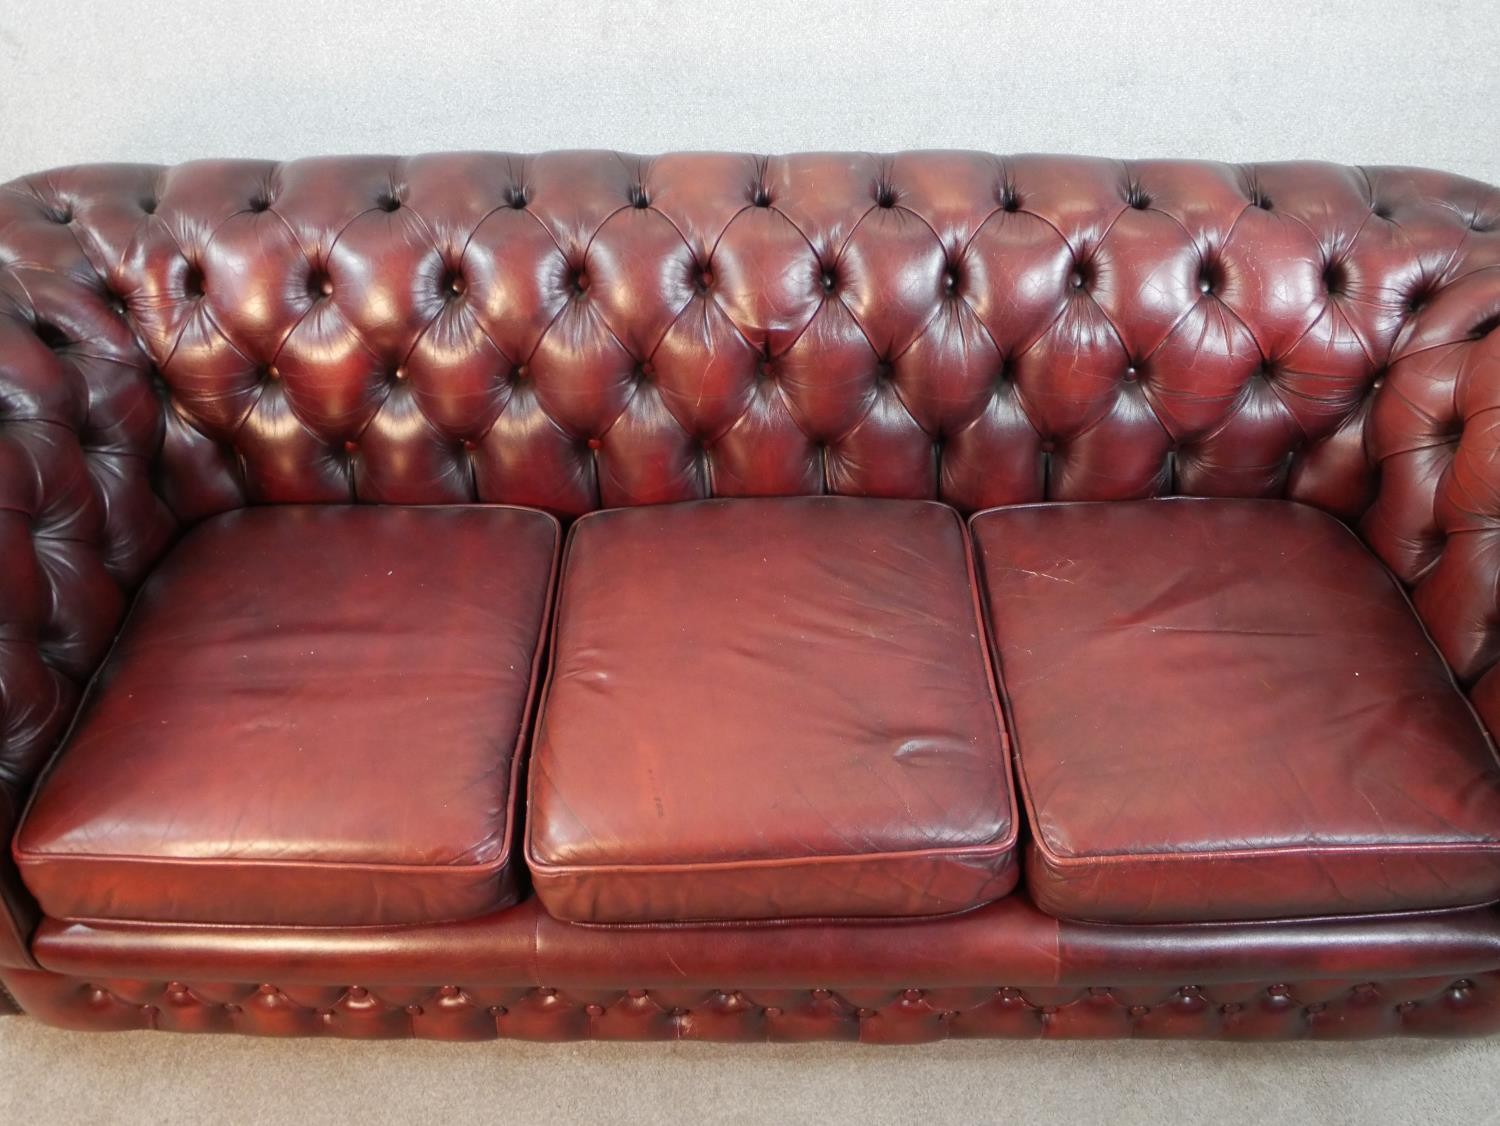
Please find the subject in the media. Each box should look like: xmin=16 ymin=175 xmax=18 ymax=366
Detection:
xmin=1 ymin=970 xmax=1496 ymax=1041
xmin=2 ymin=151 xmax=1500 ymax=965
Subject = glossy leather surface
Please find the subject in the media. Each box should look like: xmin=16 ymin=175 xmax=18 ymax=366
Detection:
xmin=7 ymin=895 xmax=1500 ymax=1039
xmin=2 ymin=152 xmax=1500 ymax=1035
xmin=23 ymin=894 xmax=1500 ymax=990
xmin=15 ymin=505 xmax=559 ymax=926
xmin=972 ymin=498 xmax=1500 ymax=923
xmin=528 ymin=496 xmax=1016 ymax=922
xmin=5 ymin=969 xmax=1495 ymax=1041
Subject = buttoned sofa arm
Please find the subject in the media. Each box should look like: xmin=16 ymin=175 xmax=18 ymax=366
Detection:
xmin=0 ymin=173 xmax=180 ymax=966
xmin=1362 ymin=283 xmax=1500 ymax=724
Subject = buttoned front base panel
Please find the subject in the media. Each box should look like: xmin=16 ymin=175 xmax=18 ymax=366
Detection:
xmin=4 ymin=896 xmax=1500 ymax=1039
xmin=13 ymin=505 xmax=560 ymax=927
xmin=972 ymin=498 xmax=1500 ymax=924
xmin=527 ymin=497 xmax=1017 ymax=923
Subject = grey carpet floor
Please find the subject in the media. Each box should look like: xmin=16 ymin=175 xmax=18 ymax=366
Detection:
xmin=2 ymin=1017 xmax=1497 ymax=1126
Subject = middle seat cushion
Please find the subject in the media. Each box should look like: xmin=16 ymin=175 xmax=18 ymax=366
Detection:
xmin=526 ymin=497 xmax=1019 ymax=924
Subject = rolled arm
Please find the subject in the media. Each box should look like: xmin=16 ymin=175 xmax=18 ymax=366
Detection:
xmin=1361 ymin=266 xmax=1500 ymax=721
xmin=0 ymin=171 xmax=177 ymax=966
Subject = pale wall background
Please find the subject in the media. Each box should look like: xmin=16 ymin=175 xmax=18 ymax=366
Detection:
xmin=0 ymin=0 xmax=1496 ymax=185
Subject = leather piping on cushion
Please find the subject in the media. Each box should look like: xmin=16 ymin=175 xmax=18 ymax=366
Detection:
xmin=12 ymin=505 xmax=563 ymax=928
xmin=524 ymin=499 xmax=1020 ymax=925
xmin=969 ymin=498 xmax=1500 ymax=925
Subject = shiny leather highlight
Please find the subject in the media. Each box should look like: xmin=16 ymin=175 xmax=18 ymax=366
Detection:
xmin=14 ymin=505 xmax=559 ymax=926
xmin=528 ymin=497 xmax=1017 ymax=922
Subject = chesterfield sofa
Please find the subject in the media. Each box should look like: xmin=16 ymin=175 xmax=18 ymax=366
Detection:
xmin=2 ymin=151 xmax=1500 ymax=1043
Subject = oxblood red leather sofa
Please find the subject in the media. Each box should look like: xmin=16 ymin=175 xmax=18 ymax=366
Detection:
xmin=3 ymin=151 xmax=1500 ymax=1042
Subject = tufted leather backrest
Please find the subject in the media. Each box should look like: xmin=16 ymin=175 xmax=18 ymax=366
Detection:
xmin=2 ymin=152 xmax=1500 ymax=903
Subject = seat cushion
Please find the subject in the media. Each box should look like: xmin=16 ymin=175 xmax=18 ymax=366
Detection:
xmin=527 ymin=497 xmax=1018 ymax=924
xmin=15 ymin=504 xmax=559 ymax=927
xmin=971 ymin=498 xmax=1500 ymax=924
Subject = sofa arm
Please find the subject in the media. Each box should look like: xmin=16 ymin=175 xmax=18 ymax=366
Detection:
xmin=0 ymin=175 xmax=179 ymax=965
xmin=1362 ymin=267 xmax=1500 ymax=698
